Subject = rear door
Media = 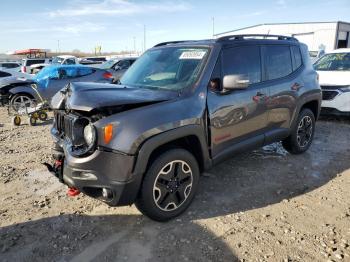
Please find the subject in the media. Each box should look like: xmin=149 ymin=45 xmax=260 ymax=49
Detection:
xmin=262 ymin=44 xmax=302 ymax=143
xmin=207 ymin=45 xmax=269 ymax=157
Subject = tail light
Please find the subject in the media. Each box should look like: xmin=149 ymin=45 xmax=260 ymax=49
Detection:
xmin=103 ymin=72 xmax=113 ymax=79
xmin=21 ymin=66 xmax=26 ymax=73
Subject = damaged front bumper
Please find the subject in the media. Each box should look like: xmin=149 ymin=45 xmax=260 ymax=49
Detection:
xmin=46 ymin=141 xmax=141 ymax=206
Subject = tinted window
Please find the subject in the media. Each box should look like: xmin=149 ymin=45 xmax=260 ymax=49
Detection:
xmin=0 ymin=71 xmax=12 ymax=77
xmin=117 ymin=60 xmax=130 ymax=70
xmin=264 ymin=46 xmax=292 ymax=80
xmin=2 ymin=63 xmax=20 ymax=68
xmin=222 ymin=46 xmax=261 ymax=84
xmin=64 ymin=59 xmax=76 ymax=65
xmin=291 ymin=46 xmax=302 ymax=70
xmin=26 ymin=60 xmax=45 ymax=66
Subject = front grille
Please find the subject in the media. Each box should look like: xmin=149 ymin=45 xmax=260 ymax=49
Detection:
xmin=54 ymin=111 xmax=74 ymax=141
xmin=322 ymin=90 xmax=339 ymax=101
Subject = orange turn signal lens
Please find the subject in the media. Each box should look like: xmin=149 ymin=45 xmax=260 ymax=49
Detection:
xmin=104 ymin=124 xmax=113 ymax=144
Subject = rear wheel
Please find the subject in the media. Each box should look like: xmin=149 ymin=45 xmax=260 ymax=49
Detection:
xmin=282 ymin=108 xmax=315 ymax=154
xmin=135 ymin=149 xmax=199 ymax=222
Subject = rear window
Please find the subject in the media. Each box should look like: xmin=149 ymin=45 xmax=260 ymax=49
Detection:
xmin=291 ymin=46 xmax=302 ymax=70
xmin=264 ymin=46 xmax=293 ymax=80
xmin=25 ymin=60 xmax=45 ymax=66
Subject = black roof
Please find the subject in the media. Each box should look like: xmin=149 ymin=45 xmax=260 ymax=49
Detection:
xmin=153 ymin=34 xmax=298 ymax=48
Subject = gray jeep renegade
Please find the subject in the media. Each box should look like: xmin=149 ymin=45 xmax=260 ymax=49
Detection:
xmin=48 ymin=35 xmax=321 ymax=221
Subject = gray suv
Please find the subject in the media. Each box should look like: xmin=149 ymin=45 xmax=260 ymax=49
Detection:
xmin=48 ymin=35 xmax=321 ymax=221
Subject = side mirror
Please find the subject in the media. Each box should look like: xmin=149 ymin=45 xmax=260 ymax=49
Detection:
xmin=223 ymin=75 xmax=249 ymax=90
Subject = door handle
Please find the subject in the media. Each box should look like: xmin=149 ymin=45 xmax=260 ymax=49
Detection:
xmin=291 ymin=82 xmax=303 ymax=91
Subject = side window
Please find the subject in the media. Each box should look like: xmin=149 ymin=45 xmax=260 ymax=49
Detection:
xmin=291 ymin=46 xmax=302 ymax=70
xmin=64 ymin=59 xmax=75 ymax=65
xmin=264 ymin=46 xmax=293 ymax=80
xmin=118 ymin=60 xmax=130 ymax=70
xmin=222 ymin=46 xmax=261 ymax=85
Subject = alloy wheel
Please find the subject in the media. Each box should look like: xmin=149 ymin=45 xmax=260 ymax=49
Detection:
xmin=153 ymin=160 xmax=193 ymax=212
xmin=297 ymin=115 xmax=313 ymax=148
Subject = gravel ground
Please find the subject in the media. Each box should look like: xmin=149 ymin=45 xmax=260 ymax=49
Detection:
xmin=0 ymin=107 xmax=349 ymax=262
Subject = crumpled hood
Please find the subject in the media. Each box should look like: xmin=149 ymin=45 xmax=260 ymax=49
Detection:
xmin=317 ymin=70 xmax=350 ymax=86
xmin=51 ymin=82 xmax=178 ymax=112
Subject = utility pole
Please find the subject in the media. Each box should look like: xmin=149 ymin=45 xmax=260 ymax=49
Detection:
xmin=133 ymin=36 xmax=136 ymax=54
xmin=57 ymin=40 xmax=60 ymax=54
xmin=143 ymin=25 xmax=146 ymax=52
xmin=212 ymin=17 xmax=215 ymax=38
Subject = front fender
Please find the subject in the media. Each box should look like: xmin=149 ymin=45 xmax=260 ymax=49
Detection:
xmin=9 ymin=85 xmax=40 ymax=100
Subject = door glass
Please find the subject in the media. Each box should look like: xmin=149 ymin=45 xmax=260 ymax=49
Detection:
xmin=265 ymin=46 xmax=293 ymax=80
xmin=291 ymin=46 xmax=302 ymax=71
xmin=222 ymin=46 xmax=261 ymax=85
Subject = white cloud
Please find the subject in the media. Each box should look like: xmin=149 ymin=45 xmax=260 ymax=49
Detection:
xmin=276 ymin=0 xmax=287 ymax=8
xmin=3 ymin=22 xmax=105 ymax=35
xmin=48 ymin=0 xmax=191 ymax=17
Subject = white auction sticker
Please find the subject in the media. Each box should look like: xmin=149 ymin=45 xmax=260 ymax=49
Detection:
xmin=179 ymin=51 xmax=206 ymax=60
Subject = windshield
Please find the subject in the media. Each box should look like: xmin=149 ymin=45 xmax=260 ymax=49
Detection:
xmin=120 ymin=47 xmax=209 ymax=91
xmin=314 ymin=53 xmax=350 ymax=71
xmin=52 ymin=57 xmax=64 ymax=64
xmin=100 ymin=59 xmax=118 ymax=69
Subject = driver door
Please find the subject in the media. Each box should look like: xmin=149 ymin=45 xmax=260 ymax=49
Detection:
xmin=207 ymin=45 xmax=269 ymax=159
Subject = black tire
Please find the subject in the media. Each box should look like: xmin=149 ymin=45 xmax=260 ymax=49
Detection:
xmin=282 ymin=108 xmax=315 ymax=154
xmin=28 ymin=115 xmax=37 ymax=126
xmin=135 ymin=149 xmax=200 ymax=222
xmin=38 ymin=111 xmax=48 ymax=121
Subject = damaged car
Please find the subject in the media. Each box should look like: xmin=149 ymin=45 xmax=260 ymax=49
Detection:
xmin=1 ymin=65 xmax=113 ymax=110
xmin=48 ymin=35 xmax=321 ymax=221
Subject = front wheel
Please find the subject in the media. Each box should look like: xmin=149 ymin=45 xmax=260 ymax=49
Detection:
xmin=282 ymin=108 xmax=315 ymax=154
xmin=135 ymin=149 xmax=200 ymax=222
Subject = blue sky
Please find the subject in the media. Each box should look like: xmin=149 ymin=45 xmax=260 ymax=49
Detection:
xmin=1 ymin=0 xmax=349 ymax=53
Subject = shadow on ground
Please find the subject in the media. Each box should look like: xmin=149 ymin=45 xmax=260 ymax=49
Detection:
xmin=1 ymin=120 xmax=349 ymax=261
xmin=0 ymin=214 xmax=238 ymax=262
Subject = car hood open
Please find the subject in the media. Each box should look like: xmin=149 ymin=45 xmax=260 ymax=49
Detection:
xmin=51 ymin=82 xmax=179 ymax=112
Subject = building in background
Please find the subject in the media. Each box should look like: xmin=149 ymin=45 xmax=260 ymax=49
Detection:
xmin=215 ymin=21 xmax=350 ymax=53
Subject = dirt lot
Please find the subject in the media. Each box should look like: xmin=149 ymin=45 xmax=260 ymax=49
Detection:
xmin=0 ymin=107 xmax=349 ymax=262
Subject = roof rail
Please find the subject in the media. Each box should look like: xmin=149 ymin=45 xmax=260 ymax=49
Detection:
xmin=217 ymin=34 xmax=298 ymax=42
xmin=153 ymin=41 xmax=190 ymax=47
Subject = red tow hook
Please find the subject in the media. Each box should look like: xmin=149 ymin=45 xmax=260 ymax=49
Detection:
xmin=67 ymin=187 xmax=80 ymax=197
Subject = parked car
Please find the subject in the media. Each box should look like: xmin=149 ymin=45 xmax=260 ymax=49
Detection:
xmin=29 ymin=55 xmax=79 ymax=74
xmin=3 ymin=65 xmax=113 ymax=110
xmin=98 ymin=57 xmax=137 ymax=83
xmin=79 ymin=56 xmax=107 ymax=65
xmin=48 ymin=35 xmax=321 ymax=221
xmin=0 ymin=62 xmax=21 ymax=71
xmin=21 ymin=58 xmax=52 ymax=74
xmin=0 ymin=70 xmax=33 ymax=105
xmin=314 ymin=48 xmax=350 ymax=116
